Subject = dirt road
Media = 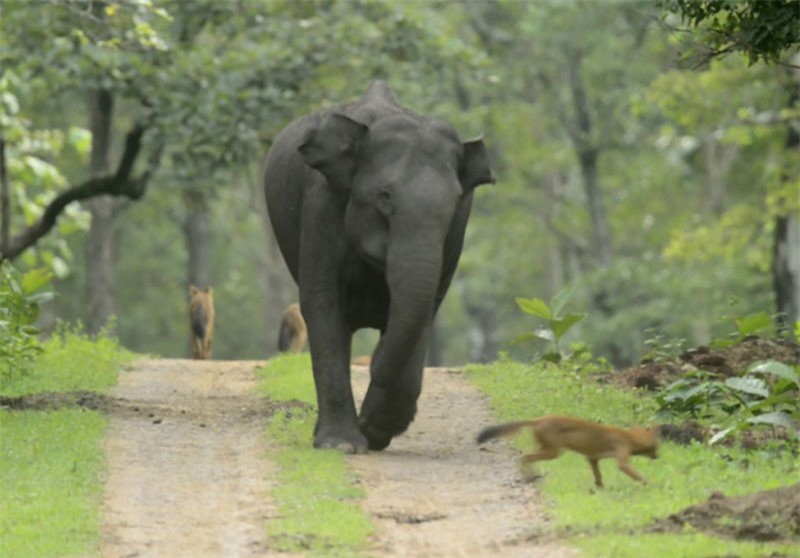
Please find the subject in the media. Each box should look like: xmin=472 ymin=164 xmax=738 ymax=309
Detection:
xmin=99 ymin=359 xmax=578 ymax=557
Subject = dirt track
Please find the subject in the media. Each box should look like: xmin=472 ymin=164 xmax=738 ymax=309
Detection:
xmin=99 ymin=359 xmax=578 ymax=557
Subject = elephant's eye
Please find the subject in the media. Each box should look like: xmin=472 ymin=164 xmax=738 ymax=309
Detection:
xmin=376 ymin=188 xmax=394 ymax=217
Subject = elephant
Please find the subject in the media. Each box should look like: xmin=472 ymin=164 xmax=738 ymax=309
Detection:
xmin=263 ymin=82 xmax=494 ymax=453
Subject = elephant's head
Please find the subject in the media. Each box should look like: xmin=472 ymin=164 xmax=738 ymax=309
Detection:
xmin=298 ymin=83 xmax=494 ymax=380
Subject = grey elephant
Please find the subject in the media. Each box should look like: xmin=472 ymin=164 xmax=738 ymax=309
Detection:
xmin=263 ymin=82 xmax=493 ymax=453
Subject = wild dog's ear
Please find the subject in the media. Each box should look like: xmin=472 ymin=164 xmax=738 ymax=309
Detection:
xmin=190 ymin=285 xmax=199 ymax=296
xmin=299 ymin=113 xmax=368 ymax=192
xmin=205 ymin=287 xmax=213 ymax=296
xmin=459 ymin=135 xmax=495 ymax=193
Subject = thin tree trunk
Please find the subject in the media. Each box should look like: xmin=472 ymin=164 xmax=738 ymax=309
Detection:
xmin=774 ymin=72 xmax=800 ymax=334
xmin=183 ymin=187 xmax=212 ymax=290
xmin=86 ymin=89 xmax=116 ymax=335
xmin=565 ymin=51 xmax=613 ymax=268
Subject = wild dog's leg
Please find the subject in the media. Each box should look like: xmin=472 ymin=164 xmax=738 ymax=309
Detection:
xmin=588 ymin=458 xmax=604 ymax=488
xmin=616 ymin=450 xmax=647 ymax=484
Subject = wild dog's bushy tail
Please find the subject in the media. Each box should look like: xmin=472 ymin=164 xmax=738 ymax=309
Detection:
xmin=476 ymin=421 xmax=536 ymax=444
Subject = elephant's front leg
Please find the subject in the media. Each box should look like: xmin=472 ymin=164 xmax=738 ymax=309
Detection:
xmin=358 ymin=328 xmax=427 ymax=450
xmin=302 ymin=295 xmax=366 ymax=453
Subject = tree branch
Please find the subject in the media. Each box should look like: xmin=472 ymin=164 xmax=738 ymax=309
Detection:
xmin=1 ymin=123 xmax=157 ymax=261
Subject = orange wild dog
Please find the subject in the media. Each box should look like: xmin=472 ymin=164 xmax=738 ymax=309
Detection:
xmin=189 ymin=285 xmax=215 ymax=360
xmin=278 ymin=303 xmax=307 ymax=353
xmin=477 ymin=415 xmax=659 ymax=487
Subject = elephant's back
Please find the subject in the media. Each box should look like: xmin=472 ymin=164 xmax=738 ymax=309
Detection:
xmin=263 ymin=114 xmax=321 ymax=281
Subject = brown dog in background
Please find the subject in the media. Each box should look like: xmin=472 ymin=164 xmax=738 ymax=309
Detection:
xmin=477 ymin=415 xmax=659 ymax=487
xmin=189 ymin=285 xmax=215 ymax=360
xmin=278 ymin=303 xmax=307 ymax=353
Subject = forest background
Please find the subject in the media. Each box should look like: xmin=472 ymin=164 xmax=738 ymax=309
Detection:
xmin=1 ymin=0 xmax=798 ymax=367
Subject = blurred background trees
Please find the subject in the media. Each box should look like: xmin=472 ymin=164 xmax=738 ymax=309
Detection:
xmin=1 ymin=0 xmax=797 ymax=364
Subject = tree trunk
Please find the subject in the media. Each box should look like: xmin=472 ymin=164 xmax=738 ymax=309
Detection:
xmin=183 ymin=187 xmax=212 ymax=290
xmin=773 ymin=214 xmax=799 ymax=332
xmin=774 ymin=72 xmax=800 ymax=334
xmin=466 ymin=304 xmax=498 ymax=364
xmin=565 ymin=50 xmax=613 ymax=269
xmin=86 ymin=89 xmax=116 ymax=335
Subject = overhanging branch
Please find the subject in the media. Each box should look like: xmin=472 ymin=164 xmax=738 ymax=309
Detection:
xmin=1 ymin=123 xmax=158 ymax=261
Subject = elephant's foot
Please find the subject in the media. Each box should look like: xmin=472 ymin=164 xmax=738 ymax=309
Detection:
xmin=358 ymin=384 xmax=417 ymax=451
xmin=313 ymin=421 xmax=369 ymax=454
xmin=358 ymin=419 xmax=394 ymax=451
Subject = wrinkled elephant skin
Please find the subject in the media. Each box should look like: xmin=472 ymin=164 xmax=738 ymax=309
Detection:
xmin=263 ymin=82 xmax=493 ymax=453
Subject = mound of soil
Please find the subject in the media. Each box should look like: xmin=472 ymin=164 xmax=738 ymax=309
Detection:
xmin=610 ymin=336 xmax=800 ymax=392
xmin=653 ymin=483 xmax=800 ymax=542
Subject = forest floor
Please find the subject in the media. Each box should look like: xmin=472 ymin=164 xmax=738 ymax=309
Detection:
xmin=3 ymin=341 xmax=798 ymax=556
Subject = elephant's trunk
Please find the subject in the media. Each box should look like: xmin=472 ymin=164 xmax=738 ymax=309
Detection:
xmin=371 ymin=237 xmax=443 ymax=386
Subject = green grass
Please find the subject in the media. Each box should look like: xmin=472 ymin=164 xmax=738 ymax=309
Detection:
xmin=0 ymin=327 xmax=137 ymax=558
xmin=257 ymin=354 xmax=373 ymax=557
xmin=0 ymin=409 xmax=108 ymax=558
xmin=466 ymin=357 xmax=799 ymax=557
xmin=1 ymin=326 xmax=137 ymax=397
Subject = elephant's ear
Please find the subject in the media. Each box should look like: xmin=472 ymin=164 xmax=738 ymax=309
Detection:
xmin=299 ymin=113 xmax=367 ymax=192
xmin=459 ymin=136 xmax=495 ymax=192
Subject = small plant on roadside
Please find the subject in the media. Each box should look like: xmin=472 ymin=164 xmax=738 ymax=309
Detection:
xmin=513 ymin=285 xmax=586 ymax=364
xmin=656 ymin=359 xmax=799 ymax=446
xmin=642 ymin=328 xmax=687 ymax=362
xmin=712 ymin=311 xmax=775 ymax=349
xmin=0 ymin=261 xmax=53 ymax=383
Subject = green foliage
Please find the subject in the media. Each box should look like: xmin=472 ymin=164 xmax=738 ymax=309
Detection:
xmin=0 ymin=409 xmax=108 ymax=558
xmin=0 ymin=261 xmax=53 ymax=383
xmin=662 ymin=0 xmax=800 ymax=65
xmin=711 ymin=310 xmax=776 ymax=349
xmin=256 ymin=355 xmax=373 ymax=556
xmin=514 ymin=285 xmax=586 ymax=363
xmin=657 ymin=359 xmax=799 ymax=445
xmin=466 ymin=358 xmax=798 ymax=557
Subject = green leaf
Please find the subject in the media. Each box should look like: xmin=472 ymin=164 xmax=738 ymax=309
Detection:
xmin=747 ymin=411 xmax=797 ymax=432
xmin=549 ymin=312 xmax=585 ymax=343
xmin=21 ymin=268 xmax=54 ymax=295
xmin=709 ymin=426 xmax=736 ymax=445
xmin=515 ymin=297 xmax=552 ymax=319
xmin=734 ymin=311 xmax=772 ymax=337
xmin=748 ymin=360 xmax=799 ymax=386
xmin=725 ymin=377 xmax=768 ymax=398
xmin=510 ymin=333 xmax=539 ymax=346
xmin=550 ymin=284 xmax=575 ymax=318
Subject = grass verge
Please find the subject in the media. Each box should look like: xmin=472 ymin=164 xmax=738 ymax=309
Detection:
xmin=0 ymin=326 xmax=137 ymax=558
xmin=257 ymin=354 xmax=373 ymax=557
xmin=466 ymin=357 xmax=799 ymax=557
